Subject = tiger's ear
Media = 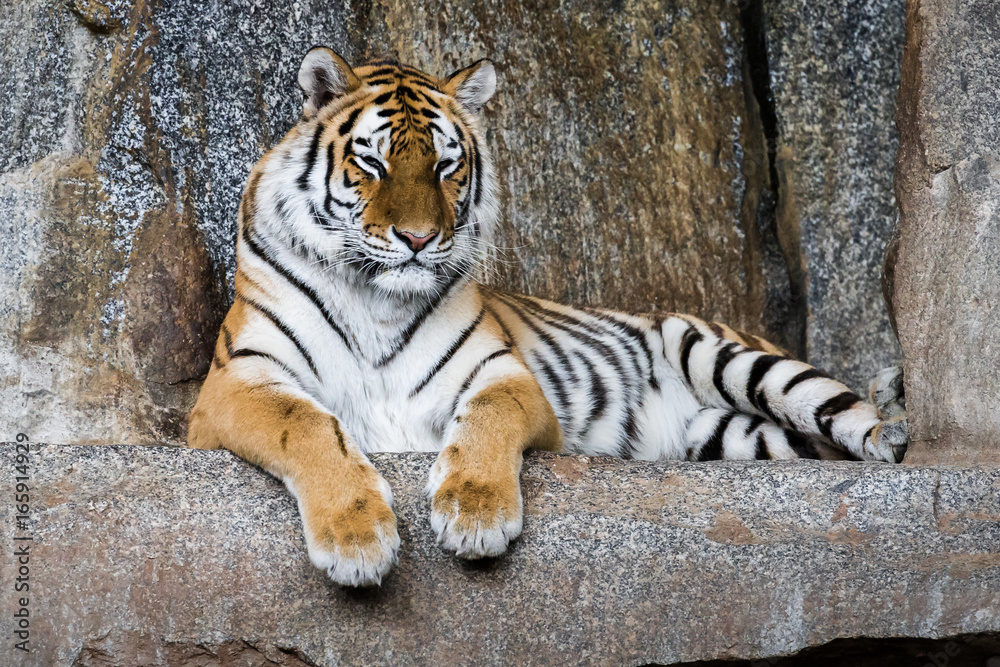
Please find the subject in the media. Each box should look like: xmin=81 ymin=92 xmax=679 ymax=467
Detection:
xmin=442 ymin=59 xmax=497 ymax=113
xmin=298 ymin=47 xmax=361 ymax=119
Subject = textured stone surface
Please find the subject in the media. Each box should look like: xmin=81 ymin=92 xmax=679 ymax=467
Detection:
xmin=763 ymin=0 xmax=905 ymax=392
xmin=0 ymin=0 xmax=912 ymax=443
xmin=892 ymin=0 xmax=1000 ymax=464
xmin=3 ymin=444 xmax=1000 ymax=666
xmin=1 ymin=0 xmax=789 ymax=445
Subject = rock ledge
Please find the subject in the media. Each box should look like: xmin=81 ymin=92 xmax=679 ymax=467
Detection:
xmin=2 ymin=444 xmax=999 ymax=666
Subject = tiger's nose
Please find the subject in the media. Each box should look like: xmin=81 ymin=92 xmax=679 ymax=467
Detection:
xmin=392 ymin=227 xmax=437 ymax=253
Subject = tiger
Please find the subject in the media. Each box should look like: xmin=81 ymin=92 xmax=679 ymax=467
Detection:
xmin=188 ymin=46 xmax=909 ymax=587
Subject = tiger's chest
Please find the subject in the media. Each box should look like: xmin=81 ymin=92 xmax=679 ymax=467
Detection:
xmin=340 ymin=380 xmax=444 ymax=453
xmin=326 ymin=371 xmax=446 ymax=453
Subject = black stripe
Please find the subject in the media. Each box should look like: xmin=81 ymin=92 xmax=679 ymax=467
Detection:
xmin=697 ymin=412 xmax=735 ymax=461
xmin=746 ymin=354 xmax=783 ymax=408
xmin=679 ymin=326 xmax=704 ymax=386
xmin=745 ymin=414 xmax=766 ymax=437
xmin=503 ymin=295 xmax=622 ymax=385
xmin=713 ymin=342 xmax=747 ymax=407
xmin=469 ymin=131 xmax=483 ymax=206
xmin=754 ymin=432 xmax=770 ymax=460
xmin=783 ymin=368 xmax=832 ymax=394
xmin=484 ymin=304 xmax=515 ymax=345
xmin=365 ymin=77 xmax=395 ymax=86
xmin=364 ymin=64 xmax=399 ymax=74
xmin=814 ymin=391 xmax=861 ymax=440
xmin=221 ymin=324 xmax=233 ymax=356
xmin=619 ymin=410 xmax=640 ymax=459
xmin=455 ymin=195 xmax=471 ymax=226
xmin=786 ymin=430 xmax=821 ymax=459
xmin=449 ymin=346 xmax=514 ymax=418
xmin=400 ymin=87 xmax=423 ymax=102
xmin=365 ymin=67 xmax=401 ymax=78
xmin=420 ymin=91 xmax=441 ymax=108
xmin=585 ymin=310 xmax=659 ymax=390
xmin=372 ymin=91 xmax=393 ymax=105
xmin=323 ymin=143 xmax=339 ymax=215
xmin=409 ymin=309 xmax=485 ymax=397
xmin=574 ymin=351 xmax=609 ymax=442
xmin=755 ymin=389 xmax=782 ymax=425
xmin=494 ymin=296 xmax=578 ymax=385
xmin=376 ymin=107 xmax=398 ymax=118
xmin=330 ymin=417 xmax=348 ymax=456
xmin=326 ymin=189 xmax=354 ymax=213
xmin=241 ymin=229 xmax=353 ymax=351
xmin=747 ymin=334 xmax=774 ymax=353
xmin=298 ymin=123 xmax=325 ymax=190
xmin=399 ymin=66 xmax=438 ymax=86
xmin=308 ymin=203 xmax=342 ymax=233
xmin=530 ymin=351 xmax=571 ymax=424
xmin=239 ymin=295 xmax=319 ymax=377
xmin=374 ymin=275 xmax=462 ymax=368
xmin=229 ymin=348 xmax=305 ymax=387
xmin=338 ymin=106 xmax=362 ymax=136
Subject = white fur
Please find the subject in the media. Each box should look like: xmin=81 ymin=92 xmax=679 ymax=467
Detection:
xmin=424 ymin=455 xmax=523 ymax=559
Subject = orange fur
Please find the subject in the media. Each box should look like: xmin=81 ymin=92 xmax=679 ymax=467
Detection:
xmin=430 ymin=376 xmax=562 ymax=538
xmin=191 ymin=300 xmax=397 ymax=568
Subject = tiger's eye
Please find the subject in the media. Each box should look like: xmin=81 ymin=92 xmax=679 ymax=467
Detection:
xmin=360 ymin=155 xmax=386 ymax=179
xmin=436 ymin=159 xmax=455 ymax=179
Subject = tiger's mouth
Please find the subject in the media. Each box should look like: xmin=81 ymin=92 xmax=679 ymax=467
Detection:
xmin=360 ymin=256 xmax=447 ymax=296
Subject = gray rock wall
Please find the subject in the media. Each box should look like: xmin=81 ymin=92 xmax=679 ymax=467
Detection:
xmin=764 ymin=0 xmax=905 ymax=392
xmin=1 ymin=0 xmax=904 ymax=443
xmin=2 ymin=444 xmax=999 ymax=666
xmin=891 ymin=0 xmax=1000 ymax=464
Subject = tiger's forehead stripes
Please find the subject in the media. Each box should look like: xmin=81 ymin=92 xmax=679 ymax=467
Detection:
xmin=328 ymin=61 xmax=464 ymax=159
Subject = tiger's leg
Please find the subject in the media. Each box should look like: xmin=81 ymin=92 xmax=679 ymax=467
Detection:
xmin=425 ymin=373 xmax=563 ymax=559
xmin=662 ymin=316 xmax=908 ymax=463
xmin=189 ymin=363 xmax=399 ymax=587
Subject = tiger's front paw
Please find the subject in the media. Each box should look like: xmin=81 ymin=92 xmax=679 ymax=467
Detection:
xmin=425 ymin=447 xmax=523 ymax=559
xmin=290 ymin=474 xmax=400 ymax=587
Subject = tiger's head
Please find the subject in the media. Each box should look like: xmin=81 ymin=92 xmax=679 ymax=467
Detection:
xmin=251 ymin=47 xmax=499 ymax=298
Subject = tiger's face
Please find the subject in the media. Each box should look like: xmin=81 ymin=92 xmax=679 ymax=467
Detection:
xmin=281 ymin=48 xmax=498 ymax=297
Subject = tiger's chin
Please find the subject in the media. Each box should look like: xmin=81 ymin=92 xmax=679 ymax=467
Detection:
xmin=368 ymin=262 xmax=446 ymax=297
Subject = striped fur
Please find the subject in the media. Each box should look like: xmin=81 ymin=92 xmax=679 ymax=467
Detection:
xmin=188 ymin=49 xmax=908 ymax=587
